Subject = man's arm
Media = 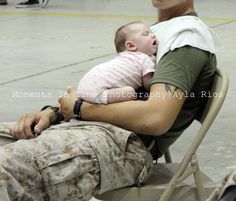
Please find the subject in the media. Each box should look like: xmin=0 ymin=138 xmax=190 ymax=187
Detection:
xmin=81 ymin=82 xmax=185 ymax=136
xmin=80 ymin=46 xmax=209 ymax=135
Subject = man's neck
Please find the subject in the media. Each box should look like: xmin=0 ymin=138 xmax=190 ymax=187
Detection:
xmin=158 ymin=0 xmax=194 ymax=22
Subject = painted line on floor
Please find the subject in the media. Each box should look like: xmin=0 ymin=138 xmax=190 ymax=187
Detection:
xmin=0 ymin=11 xmax=236 ymax=23
xmin=0 ymin=52 xmax=115 ymax=86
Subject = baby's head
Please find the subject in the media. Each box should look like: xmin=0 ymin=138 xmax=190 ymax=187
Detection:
xmin=114 ymin=21 xmax=158 ymax=56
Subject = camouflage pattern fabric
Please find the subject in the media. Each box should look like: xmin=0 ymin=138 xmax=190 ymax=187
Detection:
xmin=0 ymin=120 xmax=153 ymax=201
xmin=207 ymin=170 xmax=236 ymax=201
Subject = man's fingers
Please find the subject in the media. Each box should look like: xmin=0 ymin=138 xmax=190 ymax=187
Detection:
xmin=58 ymin=96 xmax=63 ymax=104
xmin=15 ymin=117 xmax=26 ymax=138
xmin=67 ymin=86 xmax=72 ymax=93
xmin=11 ymin=121 xmax=20 ymax=137
xmin=67 ymin=87 xmax=76 ymax=94
xmin=23 ymin=113 xmax=37 ymax=138
xmin=34 ymin=118 xmax=48 ymax=134
xmin=11 ymin=115 xmax=34 ymax=139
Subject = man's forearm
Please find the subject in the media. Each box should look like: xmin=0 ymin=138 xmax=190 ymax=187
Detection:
xmin=80 ymin=83 xmax=186 ymax=136
xmin=80 ymin=99 xmax=162 ymax=135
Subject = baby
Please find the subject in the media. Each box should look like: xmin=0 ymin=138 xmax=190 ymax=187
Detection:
xmin=77 ymin=21 xmax=158 ymax=104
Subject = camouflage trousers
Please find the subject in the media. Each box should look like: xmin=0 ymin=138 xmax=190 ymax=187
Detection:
xmin=0 ymin=120 xmax=153 ymax=201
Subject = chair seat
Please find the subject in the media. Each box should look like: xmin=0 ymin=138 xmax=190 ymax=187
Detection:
xmin=96 ymin=163 xmax=217 ymax=201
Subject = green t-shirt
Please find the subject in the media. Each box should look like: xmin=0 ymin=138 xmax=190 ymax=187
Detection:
xmin=140 ymin=46 xmax=216 ymax=159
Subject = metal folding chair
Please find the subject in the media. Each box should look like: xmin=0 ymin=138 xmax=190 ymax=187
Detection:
xmin=96 ymin=68 xmax=229 ymax=201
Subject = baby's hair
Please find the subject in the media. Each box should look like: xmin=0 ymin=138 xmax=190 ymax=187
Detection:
xmin=114 ymin=21 xmax=142 ymax=53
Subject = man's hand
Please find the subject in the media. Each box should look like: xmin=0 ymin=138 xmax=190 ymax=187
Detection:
xmin=58 ymin=87 xmax=77 ymax=122
xmin=11 ymin=109 xmax=54 ymax=139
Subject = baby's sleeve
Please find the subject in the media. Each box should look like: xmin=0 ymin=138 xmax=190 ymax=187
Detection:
xmin=141 ymin=56 xmax=156 ymax=76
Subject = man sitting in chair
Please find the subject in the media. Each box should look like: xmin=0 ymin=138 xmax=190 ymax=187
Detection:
xmin=0 ymin=0 xmax=221 ymax=200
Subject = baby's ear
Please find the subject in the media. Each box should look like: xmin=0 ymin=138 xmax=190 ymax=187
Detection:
xmin=125 ymin=41 xmax=137 ymax=51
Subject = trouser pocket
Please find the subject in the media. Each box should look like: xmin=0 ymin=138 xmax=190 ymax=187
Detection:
xmin=35 ymin=139 xmax=100 ymax=201
xmin=97 ymin=133 xmax=153 ymax=193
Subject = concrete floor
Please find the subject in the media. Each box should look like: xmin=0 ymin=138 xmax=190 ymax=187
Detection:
xmin=0 ymin=0 xmax=236 ymax=200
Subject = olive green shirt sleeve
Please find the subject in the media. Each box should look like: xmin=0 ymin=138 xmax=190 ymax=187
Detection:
xmin=150 ymin=46 xmax=209 ymax=93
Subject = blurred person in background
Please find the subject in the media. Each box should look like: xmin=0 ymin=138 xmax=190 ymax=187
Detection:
xmin=0 ymin=0 xmax=49 ymax=8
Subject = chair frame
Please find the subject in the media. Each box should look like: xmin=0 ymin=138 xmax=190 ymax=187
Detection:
xmin=159 ymin=68 xmax=229 ymax=201
xmin=97 ymin=68 xmax=229 ymax=201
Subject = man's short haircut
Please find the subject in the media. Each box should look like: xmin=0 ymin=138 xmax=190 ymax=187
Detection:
xmin=114 ymin=21 xmax=142 ymax=53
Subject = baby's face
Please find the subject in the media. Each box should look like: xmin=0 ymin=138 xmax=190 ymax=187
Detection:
xmin=127 ymin=23 xmax=158 ymax=56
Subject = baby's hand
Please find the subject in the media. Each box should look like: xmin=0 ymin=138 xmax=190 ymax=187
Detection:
xmin=58 ymin=87 xmax=77 ymax=121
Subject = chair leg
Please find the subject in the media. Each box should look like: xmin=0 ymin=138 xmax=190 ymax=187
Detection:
xmin=159 ymin=180 xmax=176 ymax=201
xmin=164 ymin=148 xmax=172 ymax=163
xmin=191 ymin=154 xmax=206 ymax=201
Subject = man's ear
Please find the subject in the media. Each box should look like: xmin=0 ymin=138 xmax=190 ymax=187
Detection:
xmin=125 ymin=41 xmax=137 ymax=51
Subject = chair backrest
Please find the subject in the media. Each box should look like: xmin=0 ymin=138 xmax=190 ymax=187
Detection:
xmin=165 ymin=68 xmax=229 ymax=164
xmin=158 ymin=68 xmax=229 ymax=201
xmin=185 ymin=68 xmax=229 ymax=160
